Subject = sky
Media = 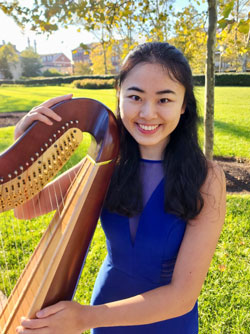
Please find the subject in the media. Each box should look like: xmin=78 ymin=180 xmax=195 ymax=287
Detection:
xmin=0 ymin=0 xmax=206 ymax=61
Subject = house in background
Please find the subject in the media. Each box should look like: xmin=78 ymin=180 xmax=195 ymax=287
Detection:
xmin=72 ymin=46 xmax=92 ymax=65
xmin=71 ymin=42 xmax=122 ymax=74
xmin=40 ymin=53 xmax=73 ymax=74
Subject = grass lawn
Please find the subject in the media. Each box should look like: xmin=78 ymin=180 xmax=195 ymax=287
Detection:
xmin=0 ymin=86 xmax=117 ymax=113
xmin=0 ymin=85 xmax=249 ymax=159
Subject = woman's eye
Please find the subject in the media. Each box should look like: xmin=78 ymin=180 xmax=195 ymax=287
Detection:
xmin=160 ymin=98 xmax=169 ymax=104
xmin=129 ymin=95 xmax=141 ymax=101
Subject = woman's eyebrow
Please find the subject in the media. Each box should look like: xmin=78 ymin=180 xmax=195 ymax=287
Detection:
xmin=156 ymin=89 xmax=176 ymax=95
xmin=126 ymin=87 xmax=176 ymax=95
xmin=127 ymin=86 xmax=144 ymax=93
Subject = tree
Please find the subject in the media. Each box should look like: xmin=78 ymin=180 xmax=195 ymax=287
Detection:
xmin=171 ymin=4 xmax=207 ymax=74
xmin=20 ymin=47 xmax=42 ymax=77
xmin=204 ymin=0 xmax=217 ymax=160
xmin=218 ymin=0 xmax=250 ymax=71
xmin=74 ymin=62 xmax=93 ymax=75
xmin=0 ymin=43 xmax=19 ymax=79
xmin=90 ymin=43 xmax=115 ymax=74
xmin=0 ymin=1 xmax=29 ymax=28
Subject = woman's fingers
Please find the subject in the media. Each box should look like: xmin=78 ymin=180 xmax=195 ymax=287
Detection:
xmin=14 ymin=94 xmax=73 ymax=140
xmin=28 ymin=106 xmax=62 ymax=124
xmin=16 ymin=326 xmax=49 ymax=334
xmin=20 ymin=317 xmax=47 ymax=329
xmin=36 ymin=301 xmax=66 ymax=318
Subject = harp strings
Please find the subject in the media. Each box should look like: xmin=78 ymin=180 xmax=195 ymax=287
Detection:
xmin=0 ymin=132 xmax=90 ymax=321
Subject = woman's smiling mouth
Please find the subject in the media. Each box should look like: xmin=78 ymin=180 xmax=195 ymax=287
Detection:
xmin=136 ymin=123 xmax=161 ymax=134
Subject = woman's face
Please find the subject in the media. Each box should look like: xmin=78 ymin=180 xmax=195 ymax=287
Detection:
xmin=119 ymin=62 xmax=186 ymax=160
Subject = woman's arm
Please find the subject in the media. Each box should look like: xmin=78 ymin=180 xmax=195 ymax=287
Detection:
xmin=14 ymin=161 xmax=82 ymax=219
xmin=18 ymin=162 xmax=226 ymax=333
xmin=14 ymin=94 xmax=77 ymax=219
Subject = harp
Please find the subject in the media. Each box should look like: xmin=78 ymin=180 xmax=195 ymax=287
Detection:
xmin=0 ymin=98 xmax=119 ymax=334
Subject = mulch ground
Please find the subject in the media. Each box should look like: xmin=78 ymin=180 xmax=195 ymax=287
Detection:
xmin=0 ymin=112 xmax=249 ymax=194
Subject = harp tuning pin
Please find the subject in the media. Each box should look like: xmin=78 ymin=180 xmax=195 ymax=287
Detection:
xmin=49 ymin=138 xmax=53 ymax=142
xmin=66 ymin=122 xmax=69 ymax=127
xmin=0 ymin=178 xmax=3 ymax=183
xmin=35 ymin=152 xmax=39 ymax=157
xmin=70 ymin=120 xmax=74 ymax=125
xmin=26 ymin=162 xmax=29 ymax=166
xmin=20 ymin=166 xmax=24 ymax=171
xmin=53 ymin=134 xmax=57 ymax=138
xmin=31 ymin=157 xmax=35 ymax=162
xmin=75 ymin=120 xmax=79 ymax=124
xmin=41 ymin=148 xmax=44 ymax=152
xmin=57 ymin=130 xmax=61 ymax=134
xmin=45 ymin=143 xmax=48 ymax=147
xmin=62 ymin=126 xmax=65 ymax=130
xmin=8 ymin=174 xmax=12 ymax=179
xmin=14 ymin=170 xmax=18 ymax=175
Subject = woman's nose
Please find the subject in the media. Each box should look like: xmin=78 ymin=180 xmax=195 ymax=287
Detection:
xmin=139 ymin=102 xmax=157 ymax=119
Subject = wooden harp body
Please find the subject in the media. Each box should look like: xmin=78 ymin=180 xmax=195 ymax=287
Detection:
xmin=0 ymin=98 xmax=119 ymax=334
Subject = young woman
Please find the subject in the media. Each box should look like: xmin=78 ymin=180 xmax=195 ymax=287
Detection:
xmin=15 ymin=42 xmax=226 ymax=334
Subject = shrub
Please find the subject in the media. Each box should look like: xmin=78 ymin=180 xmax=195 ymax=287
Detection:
xmin=193 ymin=73 xmax=250 ymax=86
xmin=72 ymin=78 xmax=115 ymax=89
xmin=0 ymin=74 xmax=115 ymax=86
xmin=43 ymin=69 xmax=64 ymax=77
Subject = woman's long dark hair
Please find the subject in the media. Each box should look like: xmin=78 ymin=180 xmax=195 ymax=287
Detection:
xmin=104 ymin=42 xmax=208 ymax=221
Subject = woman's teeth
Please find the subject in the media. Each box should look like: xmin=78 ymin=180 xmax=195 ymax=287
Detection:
xmin=138 ymin=124 xmax=159 ymax=131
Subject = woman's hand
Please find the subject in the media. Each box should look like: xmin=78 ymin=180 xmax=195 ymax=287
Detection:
xmin=16 ymin=301 xmax=92 ymax=334
xmin=14 ymin=94 xmax=73 ymax=140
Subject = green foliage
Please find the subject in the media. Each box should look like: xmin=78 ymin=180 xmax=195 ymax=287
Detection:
xmin=218 ymin=0 xmax=250 ymax=72
xmin=0 ymin=127 xmax=14 ymax=152
xmin=74 ymin=62 xmax=93 ymax=75
xmin=199 ymin=195 xmax=250 ymax=333
xmin=20 ymin=47 xmax=42 ymax=77
xmin=42 ymin=69 xmax=64 ymax=77
xmin=215 ymin=73 xmax=250 ymax=86
xmin=2 ymin=73 xmax=249 ymax=87
xmin=193 ymin=73 xmax=250 ymax=86
xmin=0 ymin=43 xmax=19 ymax=79
xmin=171 ymin=3 xmax=207 ymax=74
xmin=72 ymin=78 xmax=115 ymax=89
xmin=0 ymin=75 xmax=115 ymax=86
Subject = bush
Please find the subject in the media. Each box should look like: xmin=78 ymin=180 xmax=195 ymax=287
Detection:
xmin=193 ymin=73 xmax=250 ymax=86
xmin=0 ymin=74 xmax=115 ymax=86
xmin=214 ymin=73 xmax=250 ymax=86
xmin=43 ymin=69 xmax=64 ymax=77
xmin=72 ymin=78 xmax=116 ymax=89
xmin=1 ymin=73 xmax=249 ymax=87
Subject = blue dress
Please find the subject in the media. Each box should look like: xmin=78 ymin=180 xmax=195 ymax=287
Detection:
xmin=91 ymin=162 xmax=198 ymax=333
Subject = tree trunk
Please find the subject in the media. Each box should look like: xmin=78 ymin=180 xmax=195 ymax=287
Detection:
xmin=204 ymin=0 xmax=217 ymax=160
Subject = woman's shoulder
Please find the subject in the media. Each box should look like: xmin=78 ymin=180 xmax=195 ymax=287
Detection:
xmin=205 ymin=160 xmax=226 ymax=191
xmin=199 ymin=159 xmax=226 ymax=218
